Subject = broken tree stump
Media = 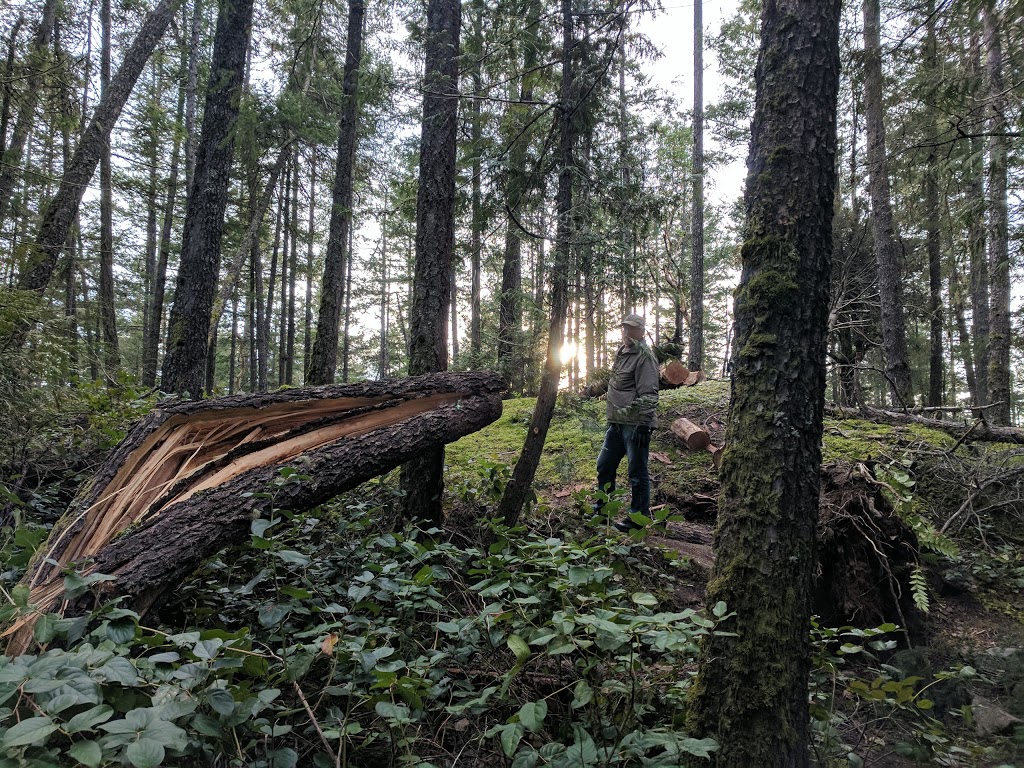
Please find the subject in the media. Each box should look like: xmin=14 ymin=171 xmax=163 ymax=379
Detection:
xmin=669 ymin=417 xmax=712 ymax=451
xmin=4 ymin=371 xmax=504 ymax=653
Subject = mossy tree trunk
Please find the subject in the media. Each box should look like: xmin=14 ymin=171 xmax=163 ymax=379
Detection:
xmin=688 ymin=1 xmax=841 ymax=766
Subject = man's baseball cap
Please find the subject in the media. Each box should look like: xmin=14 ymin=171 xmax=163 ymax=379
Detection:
xmin=622 ymin=313 xmax=645 ymax=328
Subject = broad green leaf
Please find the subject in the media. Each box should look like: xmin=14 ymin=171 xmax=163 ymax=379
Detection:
xmin=507 ymin=634 xmax=531 ymax=663
xmin=205 ymin=689 xmax=236 ymax=716
xmin=500 ymin=723 xmax=525 ymax=758
xmin=67 ymin=740 xmax=103 ymax=767
xmin=126 ymin=737 xmax=164 ymax=768
xmin=3 ymin=715 xmax=57 ymax=747
xmin=571 ymin=680 xmax=594 ymax=709
xmin=631 ymin=592 xmax=658 ymax=607
xmin=518 ymin=700 xmax=547 ymax=732
xmin=712 ymin=601 xmax=729 ymax=618
xmin=65 ymin=705 xmax=115 ymax=734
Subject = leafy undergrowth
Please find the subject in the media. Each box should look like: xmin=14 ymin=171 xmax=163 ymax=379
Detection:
xmin=1 ymin=380 xmax=1023 ymax=766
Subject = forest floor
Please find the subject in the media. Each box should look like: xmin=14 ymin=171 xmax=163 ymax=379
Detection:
xmin=2 ymin=378 xmax=1023 ymax=767
xmin=444 ymin=379 xmax=1024 ymax=766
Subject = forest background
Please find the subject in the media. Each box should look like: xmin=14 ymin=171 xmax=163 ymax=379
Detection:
xmin=0 ymin=0 xmax=1018 ymax=415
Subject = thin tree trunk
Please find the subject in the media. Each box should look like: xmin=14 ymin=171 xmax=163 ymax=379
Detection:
xmin=143 ymin=64 xmax=186 ymax=387
xmin=0 ymin=16 xmax=26 ymax=171
xmin=399 ymin=0 xmax=461 ymax=524
xmin=380 ymin=212 xmax=389 ymax=378
xmin=496 ymin=0 xmax=540 ymax=390
xmin=161 ymin=0 xmax=254 ymax=396
xmin=182 ymin=0 xmax=203 ymax=193
xmin=862 ymin=0 xmax=912 ymax=407
xmin=469 ymin=5 xmax=483 ymax=359
xmin=303 ymin=160 xmax=315 ymax=382
xmin=924 ymin=2 xmax=942 ymax=408
xmin=950 ymin=266 xmax=976 ymax=403
xmin=689 ymin=2 xmax=841 ymax=764
xmin=14 ymin=0 xmax=184 ymax=300
xmin=264 ymin=178 xmax=284 ymax=388
xmin=968 ymin=134 xmax=989 ymax=408
xmin=286 ymin=154 xmax=298 ymax=384
xmin=308 ymin=0 xmax=365 ymax=385
xmin=689 ymin=0 xmax=704 ymax=371
xmin=497 ymin=0 xmax=574 ymax=526
xmin=0 ymin=0 xmax=58 ymax=233
xmin=98 ymin=0 xmax=119 ymax=380
xmin=278 ymin=156 xmax=292 ymax=386
xmin=450 ymin=262 xmax=459 ymax=366
xmin=342 ymin=223 xmax=354 ymax=382
xmin=982 ymin=3 xmax=1010 ymax=425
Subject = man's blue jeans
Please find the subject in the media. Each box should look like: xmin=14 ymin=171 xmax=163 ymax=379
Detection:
xmin=596 ymin=423 xmax=651 ymax=517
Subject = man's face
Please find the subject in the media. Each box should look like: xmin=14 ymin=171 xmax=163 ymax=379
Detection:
xmin=622 ymin=324 xmax=643 ymax=344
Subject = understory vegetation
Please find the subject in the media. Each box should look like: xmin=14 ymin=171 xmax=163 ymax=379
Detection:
xmin=1 ymin=383 xmax=1023 ymax=767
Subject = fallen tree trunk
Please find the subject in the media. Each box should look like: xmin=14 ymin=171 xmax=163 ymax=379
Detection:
xmin=4 ymin=372 xmax=504 ymax=652
xmin=826 ymin=402 xmax=1024 ymax=445
xmin=670 ymin=417 xmax=711 ymax=450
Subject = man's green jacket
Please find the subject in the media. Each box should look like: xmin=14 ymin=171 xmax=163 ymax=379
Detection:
xmin=606 ymin=340 xmax=660 ymax=428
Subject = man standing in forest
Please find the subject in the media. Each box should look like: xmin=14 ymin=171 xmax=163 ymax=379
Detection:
xmin=595 ymin=314 xmax=660 ymax=532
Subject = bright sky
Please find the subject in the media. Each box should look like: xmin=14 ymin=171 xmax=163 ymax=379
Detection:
xmin=636 ymin=0 xmax=748 ymax=208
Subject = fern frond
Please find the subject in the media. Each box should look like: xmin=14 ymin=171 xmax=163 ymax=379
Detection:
xmin=910 ymin=565 xmax=930 ymax=613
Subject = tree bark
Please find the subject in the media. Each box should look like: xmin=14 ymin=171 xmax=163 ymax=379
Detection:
xmin=14 ymin=0 xmax=183 ymax=302
xmin=862 ymin=0 xmax=912 ymax=408
xmin=688 ymin=2 xmax=841 ymax=766
xmin=161 ymin=0 xmax=255 ymax=396
xmin=399 ymin=0 xmax=460 ymax=524
xmin=4 ymin=371 xmax=504 ymax=654
xmin=308 ymin=0 xmax=365 ymax=385
xmin=497 ymin=0 xmax=574 ymax=526
xmin=982 ymin=4 xmax=1010 ymax=425
xmin=689 ymin=0 xmax=704 ymax=372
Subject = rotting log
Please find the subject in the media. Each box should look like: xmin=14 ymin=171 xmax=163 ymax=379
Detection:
xmin=669 ymin=417 xmax=711 ymax=450
xmin=4 ymin=371 xmax=504 ymax=653
xmin=825 ymin=402 xmax=1024 ymax=445
xmin=659 ymin=360 xmax=690 ymax=388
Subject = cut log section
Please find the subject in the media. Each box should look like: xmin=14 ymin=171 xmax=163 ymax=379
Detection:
xmin=659 ymin=360 xmax=690 ymax=388
xmin=4 ymin=372 xmax=504 ymax=653
xmin=669 ymin=417 xmax=711 ymax=451
xmin=683 ymin=370 xmax=705 ymax=387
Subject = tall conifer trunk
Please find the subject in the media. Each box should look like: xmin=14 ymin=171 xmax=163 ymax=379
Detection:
xmin=689 ymin=0 xmax=704 ymax=371
xmin=308 ymin=0 xmax=365 ymax=385
xmin=924 ymin=2 xmax=942 ymax=408
xmin=982 ymin=3 xmax=1010 ymax=424
xmin=399 ymin=0 xmax=460 ymax=523
xmin=161 ymin=0 xmax=255 ymax=396
xmin=689 ymin=1 xmax=841 ymax=764
xmin=862 ymin=0 xmax=912 ymax=407
xmin=98 ymin=0 xmax=119 ymax=379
